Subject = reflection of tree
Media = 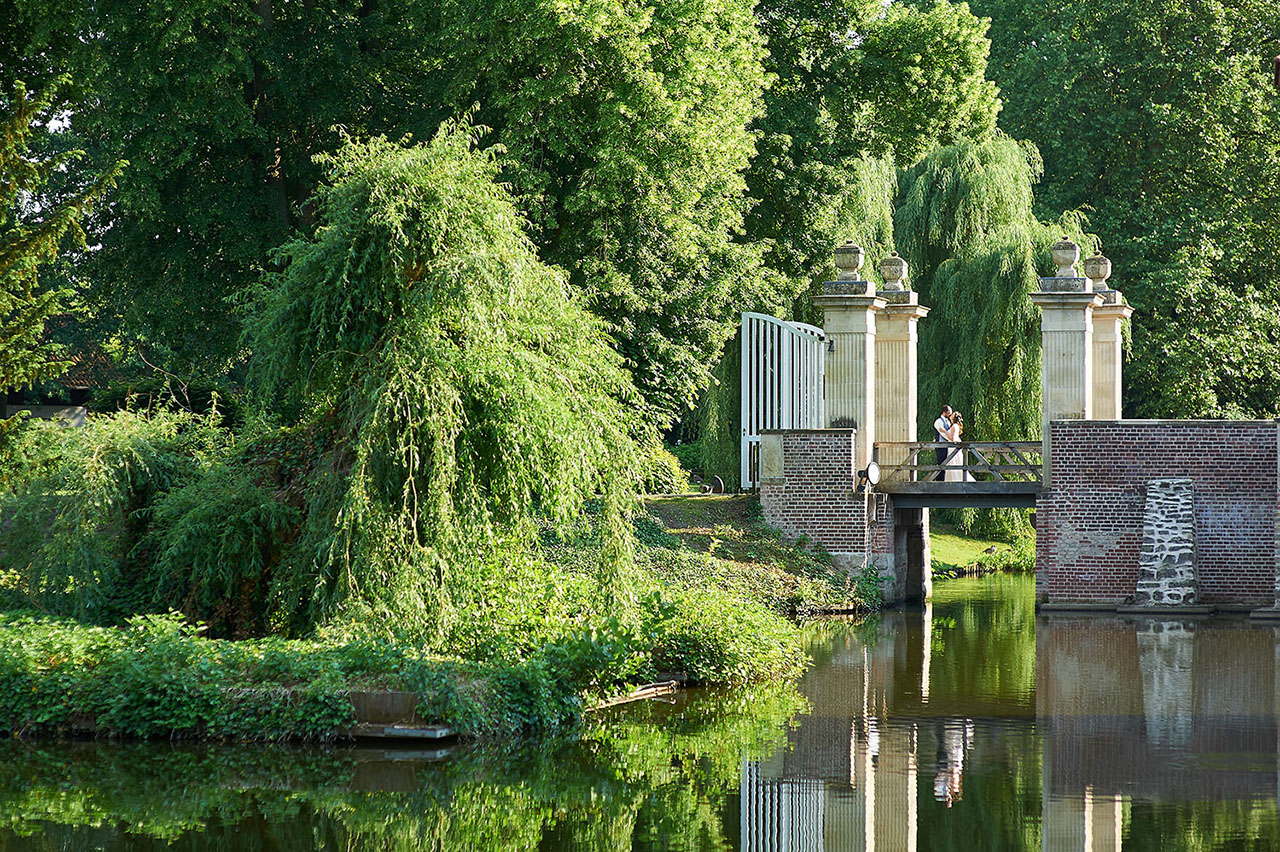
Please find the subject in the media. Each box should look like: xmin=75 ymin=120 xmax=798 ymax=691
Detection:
xmin=928 ymin=575 xmax=1036 ymax=712
xmin=0 ymin=684 xmax=807 ymax=850
xmin=1123 ymin=799 xmax=1280 ymax=852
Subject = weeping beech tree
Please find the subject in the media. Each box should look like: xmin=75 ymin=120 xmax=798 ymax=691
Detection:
xmin=895 ymin=135 xmax=1096 ymax=535
xmin=243 ymin=122 xmax=647 ymax=641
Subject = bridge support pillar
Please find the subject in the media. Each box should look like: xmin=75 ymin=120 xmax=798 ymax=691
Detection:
xmin=895 ymin=506 xmax=932 ymax=603
xmin=816 ymin=243 xmax=885 ymax=473
xmin=1031 ymin=239 xmax=1105 ymax=482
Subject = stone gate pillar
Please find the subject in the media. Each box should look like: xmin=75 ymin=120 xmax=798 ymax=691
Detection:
xmin=874 ymin=252 xmax=930 ymax=478
xmin=1083 ymin=253 xmax=1134 ymax=420
xmin=816 ymin=241 xmax=885 ymax=473
xmin=1031 ymin=238 xmax=1104 ymax=482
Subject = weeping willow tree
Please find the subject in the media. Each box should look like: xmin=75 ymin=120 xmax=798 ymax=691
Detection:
xmin=895 ymin=135 xmax=1096 ymax=536
xmin=242 ymin=121 xmax=646 ymax=642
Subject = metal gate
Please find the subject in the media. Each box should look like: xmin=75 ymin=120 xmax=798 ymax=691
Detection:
xmin=740 ymin=312 xmax=826 ymax=489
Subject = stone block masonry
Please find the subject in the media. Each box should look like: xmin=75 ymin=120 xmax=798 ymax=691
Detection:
xmin=1134 ymin=479 xmax=1197 ymax=606
xmin=1037 ymin=421 xmax=1280 ymax=606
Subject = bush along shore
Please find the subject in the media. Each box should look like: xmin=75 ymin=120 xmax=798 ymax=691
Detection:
xmin=0 ymin=453 xmax=863 ymax=741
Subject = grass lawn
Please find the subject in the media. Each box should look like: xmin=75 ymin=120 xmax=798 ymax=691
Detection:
xmin=930 ymin=524 xmax=1009 ymax=569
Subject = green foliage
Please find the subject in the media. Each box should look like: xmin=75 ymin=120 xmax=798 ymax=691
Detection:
xmin=424 ymin=0 xmax=770 ymax=424
xmin=973 ymin=535 xmax=1035 ymax=574
xmin=28 ymin=0 xmax=772 ymax=422
xmin=639 ymin=441 xmax=688 ymax=495
xmin=743 ymin=0 xmax=1000 ymax=315
xmin=895 ymin=136 xmax=1096 ymax=538
xmin=694 ymin=338 xmax=743 ymax=489
xmin=897 ymin=135 xmax=1091 ymax=446
xmin=0 ymin=612 xmax=356 ymax=740
xmin=0 ymin=592 xmax=802 ymax=740
xmin=855 ymin=1 xmax=1001 ymax=166
xmin=694 ymin=0 xmax=1006 ymax=485
xmin=0 ymin=411 xmax=62 ymax=493
xmin=0 ymin=409 xmax=227 ymax=621
xmin=144 ymin=465 xmax=301 ymax=637
xmin=665 ymin=442 xmax=702 ymax=475
xmin=0 ymin=77 xmax=121 ymax=412
xmin=246 ymin=123 xmax=646 ymax=643
xmin=644 ymin=587 xmax=806 ymax=685
xmin=88 ymin=374 xmax=243 ymax=427
xmin=974 ymin=0 xmax=1280 ymax=418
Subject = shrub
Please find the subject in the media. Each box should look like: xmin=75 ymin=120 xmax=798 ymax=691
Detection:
xmin=244 ymin=122 xmax=649 ymax=643
xmin=143 ymin=465 xmax=301 ymax=636
xmin=665 ymin=442 xmax=702 ymax=475
xmin=640 ymin=441 xmax=689 ymax=494
xmin=643 ymin=587 xmax=806 ymax=685
xmin=0 ymin=410 xmax=229 ymax=621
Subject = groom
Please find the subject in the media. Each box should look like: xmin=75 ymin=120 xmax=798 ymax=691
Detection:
xmin=932 ymin=405 xmax=953 ymax=481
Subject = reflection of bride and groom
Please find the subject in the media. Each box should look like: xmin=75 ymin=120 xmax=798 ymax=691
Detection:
xmin=932 ymin=404 xmax=974 ymax=482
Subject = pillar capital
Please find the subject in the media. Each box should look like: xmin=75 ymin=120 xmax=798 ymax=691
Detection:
xmin=1092 ymin=288 xmax=1135 ymax=320
xmin=814 ymin=286 xmax=886 ymax=333
xmin=877 ymin=290 xmax=930 ymax=335
xmin=1030 ymin=287 xmax=1106 ymax=330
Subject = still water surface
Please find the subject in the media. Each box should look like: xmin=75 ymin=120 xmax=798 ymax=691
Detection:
xmin=3 ymin=574 xmax=1280 ymax=850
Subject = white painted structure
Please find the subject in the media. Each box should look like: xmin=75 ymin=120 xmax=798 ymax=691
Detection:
xmin=740 ymin=312 xmax=826 ymax=489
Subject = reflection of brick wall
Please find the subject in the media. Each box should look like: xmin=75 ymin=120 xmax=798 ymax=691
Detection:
xmin=1037 ymin=421 xmax=1279 ymax=605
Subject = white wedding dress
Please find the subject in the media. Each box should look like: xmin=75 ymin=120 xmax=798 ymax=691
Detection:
xmin=943 ymin=425 xmax=973 ymax=482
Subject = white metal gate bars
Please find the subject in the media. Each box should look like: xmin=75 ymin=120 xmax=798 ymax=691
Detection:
xmin=740 ymin=312 xmax=826 ymax=489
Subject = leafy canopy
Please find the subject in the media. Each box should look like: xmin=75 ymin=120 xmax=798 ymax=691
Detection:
xmin=0 ymin=78 xmax=120 ymax=409
xmin=972 ymin=0 xmax=1280 ymax=417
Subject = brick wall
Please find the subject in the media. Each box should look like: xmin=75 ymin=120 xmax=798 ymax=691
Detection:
xmin=1038 ymin=420 xmax=1280 ymax=605
xmin=759 ymin=430 xmax=892 ymax=570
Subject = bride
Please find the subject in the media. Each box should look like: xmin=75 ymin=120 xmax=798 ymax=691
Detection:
xmin=943 ymin=412 xmax=974 ymax=482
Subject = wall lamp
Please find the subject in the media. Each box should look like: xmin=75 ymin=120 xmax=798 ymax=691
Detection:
xmin=856 ymin=460 xmax=881 ymax=493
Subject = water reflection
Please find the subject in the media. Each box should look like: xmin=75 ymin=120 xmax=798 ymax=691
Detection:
xmin=3 ymin=575 xmax=1280 ymax=849
xmin=745 ymin=575 xmax=1279 ymax=851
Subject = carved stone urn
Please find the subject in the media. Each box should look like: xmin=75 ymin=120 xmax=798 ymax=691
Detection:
xmin=879 ymin=252 xmax=908 ymax=290
xmin=1051 ymin=236 xmax=1080 ymax=277
xmin=1083 ymin=253 xmax=1112 ymax=291
xmin=834 ymin=241 xmax=865 ymax=280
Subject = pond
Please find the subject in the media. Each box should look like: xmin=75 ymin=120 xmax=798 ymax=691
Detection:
xmin=2 ymin=573 xmax=1278 ymax=850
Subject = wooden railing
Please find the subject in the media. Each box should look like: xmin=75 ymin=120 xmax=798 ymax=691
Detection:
xmin=873 ymin=441 xmax=1043 ymax=484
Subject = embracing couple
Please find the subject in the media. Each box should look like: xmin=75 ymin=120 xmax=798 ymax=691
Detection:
xmin=932 ymin=405 xmax=973 ymax=482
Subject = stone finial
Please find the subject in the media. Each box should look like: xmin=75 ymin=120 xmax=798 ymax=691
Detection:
xmin=879 ymin=252 xmax=908 ymax=291
xmin=1050 ymin=236 xmax=1080 ymax=278
xmin=834 ymin=241 xmax=865 ymax=280
xmin=1083 ymin=253 xmax=1112 ymax=291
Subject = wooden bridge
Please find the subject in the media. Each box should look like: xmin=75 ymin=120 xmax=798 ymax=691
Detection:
xmin=872 ymin=441 xmax=1042 ymax=508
